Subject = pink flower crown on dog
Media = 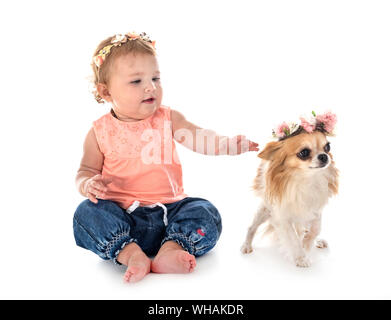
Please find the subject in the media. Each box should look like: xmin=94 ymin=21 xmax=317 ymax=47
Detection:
xmin=93 ymin=32 xmax=156 ymax=68
xmin=272 ymin=111 xmax=337 ymax=140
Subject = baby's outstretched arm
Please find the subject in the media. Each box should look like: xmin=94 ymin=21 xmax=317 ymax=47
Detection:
xmin=171 ymin=109 xmax=259 ymax=155
xmin=76 ymin=128 xmax=112 ymax=203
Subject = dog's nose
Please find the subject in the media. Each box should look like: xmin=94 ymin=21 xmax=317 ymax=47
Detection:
xmin=318 ymin=153 xmax=328 ymax=164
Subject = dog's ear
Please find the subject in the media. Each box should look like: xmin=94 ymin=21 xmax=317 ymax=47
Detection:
xmin=258 ymin=141 xmax=283 ymax=160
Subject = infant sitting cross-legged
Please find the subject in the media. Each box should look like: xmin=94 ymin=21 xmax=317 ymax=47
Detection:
xmin=73 ymin=32 xmax=259 ymax=283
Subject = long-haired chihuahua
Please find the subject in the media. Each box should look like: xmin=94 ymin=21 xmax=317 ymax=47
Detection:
xmin=241 ymin=112 xmax=339 ymax=267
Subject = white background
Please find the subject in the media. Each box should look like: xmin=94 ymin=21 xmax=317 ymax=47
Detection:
xmin=0 ymin=0 xmax=390 ymax=299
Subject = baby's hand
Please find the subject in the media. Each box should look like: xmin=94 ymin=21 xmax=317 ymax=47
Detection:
xmin=229 ymin=135 xmax=259 ymax=155
xmin=84 ymin=174 xmax=113 ymax=204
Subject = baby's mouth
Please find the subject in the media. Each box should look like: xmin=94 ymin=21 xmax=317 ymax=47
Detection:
xmin=142 ymin=98 xmax=155 ymax=104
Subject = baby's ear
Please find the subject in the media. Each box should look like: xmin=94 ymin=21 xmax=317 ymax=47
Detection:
xmin=96 ymin=83 xmax=113 ymax=103
xmin=258 ymin=141 xmax=283 ymax=160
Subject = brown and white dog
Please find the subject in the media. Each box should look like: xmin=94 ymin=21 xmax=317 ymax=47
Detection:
xmin=241 ymin=129 xmax=338 ymax=267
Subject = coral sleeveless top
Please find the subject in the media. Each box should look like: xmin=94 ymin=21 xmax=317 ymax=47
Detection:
xmin=93 ymin=105 xmax=187 ymax=209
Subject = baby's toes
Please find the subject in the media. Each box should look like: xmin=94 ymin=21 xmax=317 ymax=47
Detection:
xmin=181 ymin=252 xmax=196 ymax=273
xmin=123 ymin=264 xmax=149 ymax=283
xmin=123 ymin=268 xmax=133 ymax=283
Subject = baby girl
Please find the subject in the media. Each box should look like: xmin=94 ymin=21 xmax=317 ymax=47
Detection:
xmin=73 ymin=32 xmax=259 ymax=283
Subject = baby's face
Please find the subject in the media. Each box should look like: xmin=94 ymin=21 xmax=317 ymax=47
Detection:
xmin=107 ymin=53 xmax=162 ymax=121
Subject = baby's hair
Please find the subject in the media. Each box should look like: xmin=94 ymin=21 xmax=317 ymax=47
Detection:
xmin=91 ymin=33 xmax=156 ymax=103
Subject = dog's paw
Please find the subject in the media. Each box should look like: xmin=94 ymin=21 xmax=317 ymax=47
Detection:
xmin=241 ymin=243 xmax=253 ymax=254
xmin=295 ymin=256 xmax=312 ymax=268
xmin=316 ymin=239 xmax=328 ymax=249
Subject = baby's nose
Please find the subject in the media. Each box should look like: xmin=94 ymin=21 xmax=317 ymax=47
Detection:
xmin=145 ymin=81 xmax=156 ymax=92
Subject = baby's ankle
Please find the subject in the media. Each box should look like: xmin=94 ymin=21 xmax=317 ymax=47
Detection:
xmin=116 ymin=242 xmax=144 ymax=265
xmin=159 ymin=240 xmax=184 ymax=253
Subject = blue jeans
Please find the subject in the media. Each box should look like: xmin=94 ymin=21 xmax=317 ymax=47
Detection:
xmin=73 ymin=197 xmax=222 ymax=264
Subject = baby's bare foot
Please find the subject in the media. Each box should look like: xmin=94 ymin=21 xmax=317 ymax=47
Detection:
xmin=117 ymin=243 xmax=151 ymax=283
xmin=123 ymin=252 xmax=151 ymax=283
xmin=152 ymin=249 xmax=196 ymax=273
xmin=151 ymin=241 xmax=196 ymax=274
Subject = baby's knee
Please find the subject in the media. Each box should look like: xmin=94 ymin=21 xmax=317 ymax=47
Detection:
xmin=73 ymin=199 xmax=93 ymax=223
xmin=165 ymin=199 xmax=223 ymax=257
xmin=189 ymin=199 xmax=222 ymax=235
xmin=73 ymin=199 xmax=122 ymax=226
xmin=200 ymin=200 xmax=222 ymax=232
xmin=73 ymin=199 xmax=134 ymax=263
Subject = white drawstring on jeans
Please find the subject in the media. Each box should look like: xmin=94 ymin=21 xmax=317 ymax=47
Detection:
xmin=126 ymin=201 xmax=168 ymax=226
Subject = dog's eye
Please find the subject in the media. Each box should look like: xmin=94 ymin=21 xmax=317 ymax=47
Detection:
xmin=297 ymin=148 xmax=311 ymax=160
xmin=324 ymin=142 xmax=330 ymax=153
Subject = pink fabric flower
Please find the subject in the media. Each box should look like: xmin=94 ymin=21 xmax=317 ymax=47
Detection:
xmin=274 ymin=122 xmax=290 ymax=138
xmin=300 ymin=117 xmax=316 ymax=133
xmin=316 ymin=111 xmax=337 ymax=133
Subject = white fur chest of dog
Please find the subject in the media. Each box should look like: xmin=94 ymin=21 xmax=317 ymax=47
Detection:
xmin=275 ymin=168 xmax=332 ymax=222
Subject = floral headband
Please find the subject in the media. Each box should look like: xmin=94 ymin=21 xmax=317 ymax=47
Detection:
xmin=93 ymin=32 xmax=156 ymax=68
xmin=272 ymin=111 xmax=337 ymax=140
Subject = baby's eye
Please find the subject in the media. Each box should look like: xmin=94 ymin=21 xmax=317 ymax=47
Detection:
xmin=297 ymin=148 xmax=311 ymax=160
xmin=152 ymin=77 xmax=160 ymax=82
xmin=130 ymin=80 xmax=141 ymax=84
